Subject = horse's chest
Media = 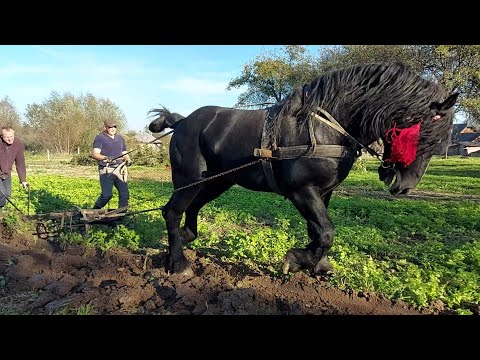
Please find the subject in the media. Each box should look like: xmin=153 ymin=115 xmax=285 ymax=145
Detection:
xmin=282 ymin=158 xmax=351 ymax=188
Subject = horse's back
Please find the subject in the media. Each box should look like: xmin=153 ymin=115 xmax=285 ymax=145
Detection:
xmin=172 ymin=106 xmax=237 ymax=134
xmin=170 ymin=105 xmax=266 ymax=171
xmin=184 ymin=105 xmax=263 ymax=125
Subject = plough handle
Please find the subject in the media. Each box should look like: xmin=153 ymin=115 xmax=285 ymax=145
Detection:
xmin=0 ymin=188 xmax=23 ymax=214
xmin=27 ymin=185 xmax=30 ymax=216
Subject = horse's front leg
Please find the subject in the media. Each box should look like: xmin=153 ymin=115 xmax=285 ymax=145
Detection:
xmin=283 ymin=186 xmax=336 ymax=275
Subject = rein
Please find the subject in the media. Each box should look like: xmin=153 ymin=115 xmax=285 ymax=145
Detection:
xmin=107 ymin=129 xmax=175 ymax=163
xmin=164 ymin=107 xmax=392 ymax=195
xmin=310 ymin=107 xmax=392 ymax=168
xmin=253 ymin=106 xmax=387 ymax=164
xmin=251 ymin=106 xmax=393 ymax=195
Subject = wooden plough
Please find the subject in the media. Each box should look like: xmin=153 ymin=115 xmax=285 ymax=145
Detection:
xmin=27 ymin=206 xmax=164 ymax=240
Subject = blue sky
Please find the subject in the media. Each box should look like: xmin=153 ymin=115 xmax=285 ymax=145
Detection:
xmin=0 ymin=45 xmax=322 ymax=131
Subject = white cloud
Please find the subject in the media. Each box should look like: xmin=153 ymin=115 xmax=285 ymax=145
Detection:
xmin=160 ymin=77 xmax=230 ymax=96
xmin=31 ymin=45 xmax=67 ymax=58
xmin=0 ymin=46 xmax=254 ymax=131
xmin=0 ymin=64 xmax=57 ymax=77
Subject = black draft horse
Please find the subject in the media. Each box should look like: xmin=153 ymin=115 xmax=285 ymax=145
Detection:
xmin=149 ymin=63 xmax=458 ymax=277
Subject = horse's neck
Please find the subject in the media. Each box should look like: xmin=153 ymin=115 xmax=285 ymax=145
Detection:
xmin=322 ymin=100 xmax=388 ymax=147
xmin=277 ymin=117 xmax=338 ymax=147
xmin=274 ymin=88 xmax=384 ymax=148
xmin=341 ymin=117 xmax=379 ymax=147
xmin=278 ymin=110 xmax=381 ymax=149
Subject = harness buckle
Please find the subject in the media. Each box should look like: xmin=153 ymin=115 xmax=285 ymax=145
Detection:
xmin=254 ymin=148 xmax=274 ymax=159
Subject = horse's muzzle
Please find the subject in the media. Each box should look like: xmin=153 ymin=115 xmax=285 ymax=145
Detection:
xmin=389 ymin=186 xmax=412 ymax=196
xmin=378 ymin=166 xmax=395 ymax=186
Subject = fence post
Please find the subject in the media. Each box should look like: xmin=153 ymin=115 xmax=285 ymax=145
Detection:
xmin=78 ymin=147 xmax=80 ymax=155
xmin=47 ymin=149 xmax=50 ymax=161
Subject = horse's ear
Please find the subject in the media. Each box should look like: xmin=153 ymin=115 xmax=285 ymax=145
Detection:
xmin=430 ymin=92 xmax=459 ymax=112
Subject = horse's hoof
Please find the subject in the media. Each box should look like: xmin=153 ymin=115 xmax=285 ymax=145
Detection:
xmin=172 ymin=259 xmax=195 ymax=278
xmin=174 ymin=266 xmax=195 ymax=279
xmin=282 ymin=249 xmax=316 ymax=274
xmin=282 ymin=252 xmax=303 ymax=274
xmin=314 ymin=257 xmax=337 ymax=275
xmin=179 ymin=227 xmax=196 ymax=245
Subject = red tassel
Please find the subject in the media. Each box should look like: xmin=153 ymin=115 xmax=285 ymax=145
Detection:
xmin=385 ymin=122 xmax=421 ymax=167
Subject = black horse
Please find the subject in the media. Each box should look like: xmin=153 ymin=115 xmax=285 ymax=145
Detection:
xmin=149 ymin=62 xmax=458 ymax=277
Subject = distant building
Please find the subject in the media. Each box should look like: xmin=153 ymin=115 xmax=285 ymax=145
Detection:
xmin=447 ymin=124 xmax=480 ymax=156
xmin=134 ymin=132 xmax=163 ymax=149
xmin=451 ymin=123 xmax=468 ymax=143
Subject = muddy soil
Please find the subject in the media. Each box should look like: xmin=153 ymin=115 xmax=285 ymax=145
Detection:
xmin=0 ymin=223 xmax=451 ymax=315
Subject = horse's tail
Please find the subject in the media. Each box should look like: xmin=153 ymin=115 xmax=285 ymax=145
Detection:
xmin=148 ymin=105 xmax=185 ymax=133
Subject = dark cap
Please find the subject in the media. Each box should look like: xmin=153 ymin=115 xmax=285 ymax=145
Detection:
xmin=103 ymin=118 xmax=118 ymax=128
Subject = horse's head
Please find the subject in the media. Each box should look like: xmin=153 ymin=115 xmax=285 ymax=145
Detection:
xmin=379 ymin=92 xmax=458 ymax=195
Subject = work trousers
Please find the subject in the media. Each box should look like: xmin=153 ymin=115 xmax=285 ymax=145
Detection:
xmin=93 ymin=168 xmax=129 ymax=209
xmin=0 ymin=176 xmax=12 ymax=210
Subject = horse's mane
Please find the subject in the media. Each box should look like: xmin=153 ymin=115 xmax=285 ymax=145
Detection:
xmin=280 ymin=62 xmax=453 ymax=156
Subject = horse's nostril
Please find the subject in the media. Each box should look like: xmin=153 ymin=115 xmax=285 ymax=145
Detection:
xmin=389 ymin=187 xmax=400 ymax=195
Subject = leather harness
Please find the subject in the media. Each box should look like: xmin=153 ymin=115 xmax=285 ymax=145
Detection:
xmin=253 ymin=105 xmax=362 ymax=195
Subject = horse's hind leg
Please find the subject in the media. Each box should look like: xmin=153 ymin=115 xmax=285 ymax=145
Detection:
xmin=180 ymin=181 xmax=234 ymax=245
xmin=283 ymin=186 xmax=336 ymax=275
xmin=321 ymin=190 xmax=333 ymax=209
xmin=163 ymin=186 xmax=201 ymax=276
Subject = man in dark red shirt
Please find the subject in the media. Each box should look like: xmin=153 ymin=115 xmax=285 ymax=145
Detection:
xmin=0 ymin=127 xmax=29 ymax=211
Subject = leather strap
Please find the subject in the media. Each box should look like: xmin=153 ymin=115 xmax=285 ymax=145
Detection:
xmin=260 ymin=108 xmax=283 ymax=195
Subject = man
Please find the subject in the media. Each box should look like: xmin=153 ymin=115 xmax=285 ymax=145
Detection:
xmin=91 ymin=118 xmax=132 ymax=210
xmin=0 ymin=127 xmax=29 ymax=211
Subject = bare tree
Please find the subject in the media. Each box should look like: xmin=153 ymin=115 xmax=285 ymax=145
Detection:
xmin=0 ymin=96 xmax=23 ymax=133
xmin=24 ymin=92 xmax=127 ymax=154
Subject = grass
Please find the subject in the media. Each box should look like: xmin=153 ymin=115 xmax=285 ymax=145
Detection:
xmin=54 ymin=304 xmax=98 ymax=315
xmin=5 ymin=154 xmax=480 ymax=314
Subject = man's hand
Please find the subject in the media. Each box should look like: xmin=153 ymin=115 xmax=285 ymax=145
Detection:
xmin=122 ymin=155 xmax=132 ymax=166
xmin=103 ymin=156 xmax=114 ymax=163
xmin=21 ymin=182 xmax=29 ymax=189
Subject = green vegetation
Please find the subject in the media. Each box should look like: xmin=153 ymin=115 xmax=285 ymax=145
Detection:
xmin=69 ymin=152 xmax=97 ymax=166
xmin=5 ymin=155 xmax=480 ymax=314
xmin=227 ymin=45 xmax=480 ymax=126
xmin=54 ymin=304 xmax=98 ymax=315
